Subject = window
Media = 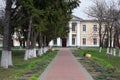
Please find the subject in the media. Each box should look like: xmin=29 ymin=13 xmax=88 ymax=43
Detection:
xmin=53 ymin=39 xmax=57 ymax=45
xmin=72 ymin=38 xmax=75 ymax=45
xmin=93 ymin=38 xmax=97 ymax=45
xmin=93 ymin=25 xmax=97 ymax=32
xmin=72 ymin=23 xmax=76 ymax=32
xmin=83 ymin=25 xmax=86 ymax=32
xmin=72 ymin=26 xmax=75 ymax=31
xmin=82 ymin=38 xmax=86 ymax=45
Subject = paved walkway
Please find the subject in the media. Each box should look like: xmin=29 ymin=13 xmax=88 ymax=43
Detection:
xmin=38 ymin=48 xmax=94 ymax=80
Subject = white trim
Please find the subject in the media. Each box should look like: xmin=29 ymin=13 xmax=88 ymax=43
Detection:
xmin=57 ymin=38 xmax=61 ymax=46
xmin=77 ymin=22 xmax=80 ymax=47
xmin=68 ymin=21 xmax=72 ymax=46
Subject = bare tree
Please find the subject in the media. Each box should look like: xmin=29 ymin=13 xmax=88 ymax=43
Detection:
xmin=86 ymin=0 xmax=106 ymax=52
xmin=86 ymin=0 xmax=120 ymax=55
xmin=104 ymin=0 xmax=120 ymax=56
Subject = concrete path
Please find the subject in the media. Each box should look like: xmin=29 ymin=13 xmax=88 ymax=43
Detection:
xmin=38 ymin=48 xmax=94 ymax=80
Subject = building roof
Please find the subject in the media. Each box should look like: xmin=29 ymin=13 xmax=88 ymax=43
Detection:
xmin=70 ymin=15 xmax=97 ymax=22
xmin=80 ymin=19 xmax=98 ymax=22
xmin=70 ymin=15 xmax=83 ymax=21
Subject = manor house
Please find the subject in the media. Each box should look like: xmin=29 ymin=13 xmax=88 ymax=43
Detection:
xmin=49 ymin=15 xmax=101 ymax=47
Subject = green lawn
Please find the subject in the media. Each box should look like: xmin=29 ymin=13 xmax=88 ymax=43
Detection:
xmin=0 ymin=49 xmax=58 ymax=80
xmin=74 ymin=48 xmax=120 ymax=73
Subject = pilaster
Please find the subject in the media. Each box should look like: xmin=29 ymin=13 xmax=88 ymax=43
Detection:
xmin=68 ymin=22 xmax=72 ymax=46
xmin=76 ymin=22 xmax=80 ymax=47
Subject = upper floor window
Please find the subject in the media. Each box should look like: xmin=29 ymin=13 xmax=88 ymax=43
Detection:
xmin=83 ymin=25 xmax=86 ymax=32
xmin=93 ymin=25 xmax=97 ymax=32
xmin=72 ymin=26 xmax=75 ymax=32
xmin=72 ymin=23 xmax=76 ymax=32
xmin=93 ymin=38 xmax=97 ymax=45
xmin=82 ymin=38 xmax=86 ymax=45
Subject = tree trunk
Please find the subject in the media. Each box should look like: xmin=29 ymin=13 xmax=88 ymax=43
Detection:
xmin=119 ymin=49 xmax=120 ymax=57
xmin=43 ymin=36 xmax=48 ymax=53
xmin=117 ymin=35 xmax=120 ymax=57
xmin=99 ymin=47 xmax=102 ymax=53
xmin=113 ymin=48 xmax=116 ymax=56
xmin=38 ymin=48 xmax=43 ymax=56
xmin=99 ymin=22 xmax=103 ymax=53
xmin=24 ymin=16 xmax=32 ymax=60
xmin=30 ymin=30 xmax=38 ymax=58
xmin=23 ymin=39 xmax=26 ymax=48
xmin=1 ymin=0 xmax=13 ymax=68
xmin=38 ymin=33 xmax=43 ymax=56
xmin=113 ymin=33 xmax=116 ymax=56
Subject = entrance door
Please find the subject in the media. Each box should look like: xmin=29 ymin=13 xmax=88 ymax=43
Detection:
xmin=62 ymin=38 xmax=66 ymax=47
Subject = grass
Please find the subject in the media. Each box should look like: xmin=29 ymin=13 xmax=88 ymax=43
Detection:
xmin=73 ymin=48 xmax=120 ymax=80
xmin=75 ymin=48 xmax=120 ymax=73
xmin=0 ymin=49 xmax=58 ymax=80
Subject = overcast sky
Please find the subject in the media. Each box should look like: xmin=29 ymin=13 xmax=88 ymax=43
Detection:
xmin=1 ymin=0 xmax=116 ymax=19
xmin=72 ymin=0 xmax=93 ymax=19
xmin=0 ymin=0 xmax=5 ymax=8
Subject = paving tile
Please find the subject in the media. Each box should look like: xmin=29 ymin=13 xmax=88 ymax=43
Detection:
xmin=38 ymin=48 xmax=93 ymax=80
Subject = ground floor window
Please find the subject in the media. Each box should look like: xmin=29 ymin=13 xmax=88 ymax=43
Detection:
xmin=82 ymin=38 xmax=86 ymax=45
xmin=93 ymin=38 xmax=97 ymax=45
xmin=53 ymin=39 xmax=57 ymax=45
xmin=72 ymin=38 xmax=75 ymax=45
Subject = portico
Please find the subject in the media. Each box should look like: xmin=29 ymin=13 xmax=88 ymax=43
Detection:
xmin=49 ymin=15 xmax=81 ymax=47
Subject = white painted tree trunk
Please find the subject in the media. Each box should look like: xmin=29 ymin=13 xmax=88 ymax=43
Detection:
xmin=41 ymin=48 xmax=43 ymax=55
xmin=33 ymin=48 xmax=37 ymax=58
xmin=99 ymin=47 xmax=102 ymax=53
xmin=38 ymin=48 xmax=43 ymax=56
xmin=44 ymin=47 xmax=46 ymax=53
xmin=46 ymin=47 xmax=49 ymax=52
xmin=1 ymin=50 xmax=8 ymax=68
xmin=29 ymin=49 xmax=33 ymax=58
xmin=44 ymin=47 xmax=48 ymax=53
xmin=38 ymin=48 xmax=41 ymax=56
xmin=24 ymin=49 xmax=37 ymax=60
xmin=25 ymin=49 xmax=32 ymax=60
xmin=42 ymin=47 xmax=45 ymax=54
xmin=106 ymin=47 xmax=110 ymax=54
xmin=110 ymin=48 xmax=113 ymax=55
xmin=119 ymin=49 xmax=120 ymax=57
xmin=24 ymin=49 xmax=29 ymax=60
xmin=8 ymin=51 xmax=13 ymax=66
xmin=113 ymin=48 xmax=116 ymax=56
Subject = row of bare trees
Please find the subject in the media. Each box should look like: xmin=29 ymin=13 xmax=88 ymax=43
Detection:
xmin=87 ymin=0 xmax=120 ymax=56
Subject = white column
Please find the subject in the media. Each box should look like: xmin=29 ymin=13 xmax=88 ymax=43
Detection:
xmin=57 ymin=37 xmax=61 ymax=46
xmin=68 ymin=22 xmax=72 ymax=46
xmin=76 ymin=22 xmax=80 ymax=47
xmin=49 ymin=40 xmax=53 ymax=47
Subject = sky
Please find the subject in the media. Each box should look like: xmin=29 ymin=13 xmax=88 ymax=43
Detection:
xmin=72 ymin=0 xmax=93 ymax=19
xmin=0 ymin=0 xmax=94 ymax=19
xmin=0 ymin=0 xmax=5 ymax=8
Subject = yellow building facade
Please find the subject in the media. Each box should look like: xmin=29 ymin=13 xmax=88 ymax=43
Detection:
xmin=80 ymin=20 xmax=99 ymax=47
